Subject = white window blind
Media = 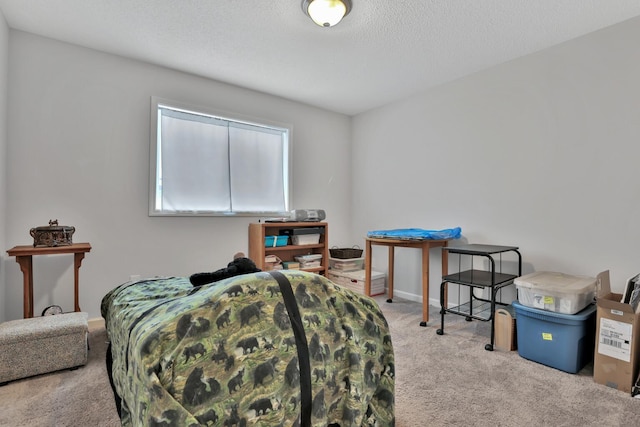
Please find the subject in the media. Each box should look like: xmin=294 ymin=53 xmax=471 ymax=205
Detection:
xmin=150 ymin=98 xmax=291 ymax=216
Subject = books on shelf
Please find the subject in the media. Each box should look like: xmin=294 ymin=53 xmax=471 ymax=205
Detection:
xmin=264 ymin=254 xmax=283 ymax=270
xmin=282 ymin=261 xmax=300 ymax=270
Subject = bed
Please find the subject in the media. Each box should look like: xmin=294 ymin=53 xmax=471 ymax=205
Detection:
xmin=101 ymin=270 xmax=395 ymax=426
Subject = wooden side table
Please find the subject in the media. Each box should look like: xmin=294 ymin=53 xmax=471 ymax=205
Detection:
xmin=365 ymin=237 xmax=449 ymax=326
xmin=6 ymin=243 xmax=92 ymax=318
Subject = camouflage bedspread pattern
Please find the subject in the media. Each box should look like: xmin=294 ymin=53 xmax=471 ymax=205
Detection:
xmin=101 ymin=270 xmax=395 ymax=426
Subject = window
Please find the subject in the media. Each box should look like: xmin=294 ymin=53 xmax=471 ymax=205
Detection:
xmin=149 ymin=97 xmax=291 ymax=216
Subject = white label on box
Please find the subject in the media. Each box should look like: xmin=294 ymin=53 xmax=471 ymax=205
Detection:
xmin=598 ymin=317 xmax=633 ymax=362
xmin=532 ymin=294 xmax=545 ymax=309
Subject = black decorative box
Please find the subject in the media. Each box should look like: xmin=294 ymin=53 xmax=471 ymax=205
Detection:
xmin=30 ymin=219 xmax=75 ymax=247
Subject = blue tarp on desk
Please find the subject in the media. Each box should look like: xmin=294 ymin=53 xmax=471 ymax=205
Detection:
xmin=367 ymin=227 xmax=462 ymax=240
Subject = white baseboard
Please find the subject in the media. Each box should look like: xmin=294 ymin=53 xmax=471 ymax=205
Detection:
xmin=386 ymin=288 xmax=440 ymax=308
xmin=88 ymin=317 xmax=105 ymax=331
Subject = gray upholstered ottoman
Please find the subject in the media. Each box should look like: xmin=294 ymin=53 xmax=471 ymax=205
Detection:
xmin=0 ymin=312 xmax=89 ymax=384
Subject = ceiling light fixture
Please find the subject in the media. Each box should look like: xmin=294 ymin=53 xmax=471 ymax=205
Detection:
xmin=302 ymin=0 xmax=352 ymax=28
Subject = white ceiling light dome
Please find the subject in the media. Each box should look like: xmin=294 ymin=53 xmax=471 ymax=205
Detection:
xmin=302 ymin=0 xmax=352 ymax=28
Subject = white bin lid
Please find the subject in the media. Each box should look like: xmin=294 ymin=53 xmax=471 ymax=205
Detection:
xmin=514 ymin=271 xmax=596 ymax=295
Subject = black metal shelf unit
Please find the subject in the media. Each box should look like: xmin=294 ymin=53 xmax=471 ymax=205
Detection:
xmin=436 ymin=244 xmax=522 ymax=351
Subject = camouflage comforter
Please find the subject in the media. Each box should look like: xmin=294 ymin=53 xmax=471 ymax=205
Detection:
xmin=101 ymin=270 xmax=395 ymax=426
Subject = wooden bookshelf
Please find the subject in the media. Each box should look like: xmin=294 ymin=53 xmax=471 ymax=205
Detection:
xmin=248 ymin=222 xmax=329 ymax=275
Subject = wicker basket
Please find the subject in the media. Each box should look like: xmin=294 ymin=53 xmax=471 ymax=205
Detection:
xmin=329 ymin=246 xmax=363 ymax=259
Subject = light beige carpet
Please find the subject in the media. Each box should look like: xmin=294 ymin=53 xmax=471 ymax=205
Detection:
xmin=1 ymin=297 xmax=640 ymax=426
xmin=385 ymin=297 xmax=640 ymax=426
xmin=0 ymin=322 xmax=118 ymax=426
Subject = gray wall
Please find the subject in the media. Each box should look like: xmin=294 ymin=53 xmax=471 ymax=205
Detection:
xmin=3 ymin=17 xmax=640 ymax=321
xmin=2 ymin=31 xmax=352 ymax=321
xmin=352 ymin=16 xmax=640 ymax=306
xmin=0 ymin=12 xmax=7 ymax=322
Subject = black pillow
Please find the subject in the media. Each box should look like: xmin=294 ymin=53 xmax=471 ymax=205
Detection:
xmin=189 ymin=257 xmax=261 ymax=287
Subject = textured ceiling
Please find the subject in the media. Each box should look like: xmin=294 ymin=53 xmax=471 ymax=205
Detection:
xmin=1 ymin=0 xmax=640 ymax=115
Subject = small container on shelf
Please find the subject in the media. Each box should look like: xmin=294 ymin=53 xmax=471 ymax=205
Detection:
xmin=265 ymin=235 xmax=288 ymax=247
xmin=280 ymin=227 xmax=324 ymax=236
xmin=291 ymin=234 xmax=320 ymax=245
xmin=281 ymin=227 xmax=324 ymax=245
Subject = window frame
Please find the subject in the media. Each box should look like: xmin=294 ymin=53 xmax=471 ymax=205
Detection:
xmin=148 ymin=97 xmax=293 ymax=217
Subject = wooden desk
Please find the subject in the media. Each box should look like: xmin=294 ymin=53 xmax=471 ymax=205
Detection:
xmin=365 ymin=237 xmax=449 ymax=326
xmin=6 ymin=243 xmax=91 ymax=318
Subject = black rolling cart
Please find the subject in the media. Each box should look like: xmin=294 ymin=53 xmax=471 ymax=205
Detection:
xmin=436 ymin=244 xmax=521 ymax=351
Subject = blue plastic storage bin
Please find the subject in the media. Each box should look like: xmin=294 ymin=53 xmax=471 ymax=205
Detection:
xmin=265 ymin=235 xmax=288 ymax=247
xmin=512 ymin=300 xmax=596 ymax=374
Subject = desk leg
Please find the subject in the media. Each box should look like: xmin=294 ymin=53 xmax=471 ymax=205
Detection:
xmin=387 ymin=247 xmax=394 ymax=303
xmin=420 ymin=243 xmax=430 ymax=326
xmin=442 ymin=244 xmax=449 ymax=311
xmin=365 ymin=240 xmax=372 ymax=296
xmin=73 ymin=252 xmax=86 ymax=312
xmin=15 ymin=256 xmax=34 ymax=318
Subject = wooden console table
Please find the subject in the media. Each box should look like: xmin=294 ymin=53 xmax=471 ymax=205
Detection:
xmin=365 ymin=237 xmax=449 ymax=326
xmin=6 ymin=243 xmax=91 ymax=318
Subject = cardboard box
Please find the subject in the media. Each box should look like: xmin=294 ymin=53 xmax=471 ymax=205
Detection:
xmin=593 ymin=270 xmax=640 ymax=394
